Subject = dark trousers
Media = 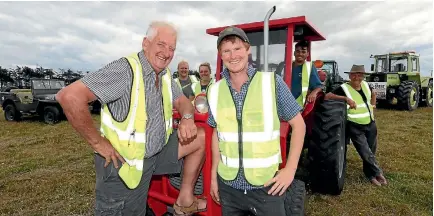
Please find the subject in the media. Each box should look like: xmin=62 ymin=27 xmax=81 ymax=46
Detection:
xmin=348 ymin=121 xmax=383 ymax=180
xmin=217 ymin=177 xmax=286 ymax=216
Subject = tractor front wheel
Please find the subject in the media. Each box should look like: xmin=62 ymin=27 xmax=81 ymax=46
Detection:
xmin=397 ymin=81 xmax=419 ymax=110
xmin=307 ymin=99 xmax=347 ymax=195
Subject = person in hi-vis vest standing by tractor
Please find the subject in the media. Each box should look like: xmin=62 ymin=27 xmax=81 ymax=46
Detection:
xmin=207 ymin=26 xmax=306 ymax=216
xmin=325 ymin=64 xmax=388 ymax=187
xmin=174 ymin=60 xmax=199 ymax=101
xmin=190 ymin=62 xmax=215 ymax=97
xmin=55 ymin=21 xmax=208 ymax=216
xmin=290 ymin=40 xmax=323 ymax=107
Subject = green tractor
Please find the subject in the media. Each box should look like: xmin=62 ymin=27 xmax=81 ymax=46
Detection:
xmin=313 ymin=60 xmax=346 ymax=93
xmin=366 ymin=51 xmax=433 ymax=110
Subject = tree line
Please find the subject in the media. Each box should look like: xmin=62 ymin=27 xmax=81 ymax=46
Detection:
xmin=0 ymin=65 xmax=88 ymax=89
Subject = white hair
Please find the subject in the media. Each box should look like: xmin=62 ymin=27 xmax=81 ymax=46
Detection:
xmin=146 ymin=21 xmax=178 ymax=41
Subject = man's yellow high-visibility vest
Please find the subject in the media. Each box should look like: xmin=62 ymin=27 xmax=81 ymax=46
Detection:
xmin=207 ymin=72 xmax=281 ymax=186
xmin=340 ymin=81 xmax=375 ymax=125
xmin=99 ymin=53 xmax=174 ymax=189
xmin=295 ymin=61 xmax=312 ymax=107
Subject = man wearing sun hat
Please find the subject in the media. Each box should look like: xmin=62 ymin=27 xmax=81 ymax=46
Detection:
xmin=325 ymin=64 xmax=387 ymax=187
xmin=207 ymin=26 xmax=306 ymax=215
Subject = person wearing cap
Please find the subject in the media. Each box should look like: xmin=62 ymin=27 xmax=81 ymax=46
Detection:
xmin=325 ymin=64 xmax=387 ymax=186
xmin=291 ymin=40 xmax=323 ymax=107
xmin=174 ymin=60 xmax=199 ymax=101
xmin=207 ymin=26 xmax=306 ymax=216
xmin=190 ymin=62 xmax=215 ymax=97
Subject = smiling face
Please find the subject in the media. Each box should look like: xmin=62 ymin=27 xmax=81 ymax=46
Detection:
xmin=294 ymin=46 xmax=309 ymax=63
xmin=177 ymin=61 xmax=190 ymax=79
xmin=349 ymin=72 xmax=365 ymax=87
xmin=219 ymin=36 xmax=250 ymax=74
xmin=142 ymin=26 xmax=177 ymax=73
xmin=199 ymin=64 xmax=211 ymax=82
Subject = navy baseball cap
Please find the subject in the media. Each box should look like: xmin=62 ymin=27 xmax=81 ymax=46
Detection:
xmin=217 ymin=26 xmax=250 ymax=47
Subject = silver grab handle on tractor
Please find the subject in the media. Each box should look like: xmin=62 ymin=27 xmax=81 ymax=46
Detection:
xmin=264 ymin=6 xmax=276 ymax=73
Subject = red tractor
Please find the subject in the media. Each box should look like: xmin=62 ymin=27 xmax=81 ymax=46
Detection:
xmin=146 ymin=6 xmax=348 ymax=216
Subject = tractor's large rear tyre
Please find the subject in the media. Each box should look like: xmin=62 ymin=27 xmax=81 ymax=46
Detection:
xmin=285 ymin=179 xmax=306 ymax=216
xmin=307 ymin=99 xmax=347 ymax=195
xmin=425 ymin=79 xmax=433 ymax=107
xmin=397 ymin=81 xmax=419 ymax=111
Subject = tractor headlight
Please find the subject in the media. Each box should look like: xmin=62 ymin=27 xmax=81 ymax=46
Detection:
xmin=194 ymin=94 xmax=209 ymax=114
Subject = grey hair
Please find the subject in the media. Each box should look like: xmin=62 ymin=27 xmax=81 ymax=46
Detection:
xmin=146 ymin=21 xmax=178 ymax=41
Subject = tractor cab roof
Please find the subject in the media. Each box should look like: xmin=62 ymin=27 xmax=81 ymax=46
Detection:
xmin=206 ymin=16 xmax=325 ymax=42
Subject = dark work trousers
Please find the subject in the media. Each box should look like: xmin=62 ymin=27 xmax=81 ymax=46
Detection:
xmin=348 ymin=120 xmax=383 ymax=180
xmin=217 ymin=177 xmax=286 ymax=216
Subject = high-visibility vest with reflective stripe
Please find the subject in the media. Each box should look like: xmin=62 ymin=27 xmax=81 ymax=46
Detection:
xmin=295 ymin=61 xmax=311 ymax=107
xmin=340 ymin=81 xmax=375 ymax=125
xmin=207 ymin=72 xmax=281 ymax=186
xmin=99 ymin=53 xmax=174 ymax=189
xmin=191 ymin=79 xmax=215 ymax=96
xmin=175 ymin=75 xmax=199 ymax=89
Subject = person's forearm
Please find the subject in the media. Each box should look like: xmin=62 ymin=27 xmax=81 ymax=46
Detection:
xmin=285 ymin=118 xmax=306 ymax=171
xmin=371 ymin=93 xmax=376 ymax=106
xmin=325 ymin=93 xmax=347 ymax=101
xmin=57 ymin=92 xmax=102 ymax=147
xmin=211 ymin=129 xmax=220 ymax=178
xmin=177 ymin=96 xmax=195 ymax=117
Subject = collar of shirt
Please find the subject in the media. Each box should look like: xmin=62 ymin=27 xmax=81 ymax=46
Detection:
xmin=137 ymin=50 xmax=167 ymax=77
xmin=221 ymin=64 xmax=256 ymax=87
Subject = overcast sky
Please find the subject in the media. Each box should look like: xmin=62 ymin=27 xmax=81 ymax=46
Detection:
xmin=0 ymin=1 xmax=432 ymax=78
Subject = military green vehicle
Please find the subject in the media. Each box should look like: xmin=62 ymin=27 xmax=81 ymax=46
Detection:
xmin=366 ymin=51 xmax=433 ymax=110
xmin=0 ymin=79 xmax=66 ymax=124
xmin=314 ymin=60 xmax=346 ymax=93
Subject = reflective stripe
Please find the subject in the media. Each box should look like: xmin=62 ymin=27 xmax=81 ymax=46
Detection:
xmin=262 ymin=73 xmax=273 ymax=134
xmin=302 ymin=61 xmax=312 ymax=104
xmin=348 ymin=112 xmax=371 ymax=118
xmin=163 ymin=72 xmax=173 ymax=103
xmin=346 ymin=103 xmax=368 ymax=109
xmin=218 ymin=130 xmax=280 ymax=143
xmin=101 ymin=112 xmax=146 ymax=143
xmin=221 ymin=152 xmax=281 ymax=168
xmin=124 ymin=158 xmax=144 ymax=171
xmin=341 ymin=84 xmax=352 ymax=100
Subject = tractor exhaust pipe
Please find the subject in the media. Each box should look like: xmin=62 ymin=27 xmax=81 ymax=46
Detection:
xmin=264 ymin=5 xmax=276 ymax=73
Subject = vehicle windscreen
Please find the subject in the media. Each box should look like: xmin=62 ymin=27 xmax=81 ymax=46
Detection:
xmin=375 ymin=55 xmax=408 ymax=73
xmin=245 ymin=28 xmax=288 ymax=76
xmin=32 ymin=80 xmax=65 ymax=90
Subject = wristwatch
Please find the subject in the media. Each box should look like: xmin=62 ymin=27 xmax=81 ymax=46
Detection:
xmin=182 ymin=113 xmax=194 ymax=120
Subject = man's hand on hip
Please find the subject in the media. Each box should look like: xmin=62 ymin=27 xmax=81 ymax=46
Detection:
xmin=93 ymin=137 xmax=126 ymax=168
xmin=178 ymin=118 xmax=197 ymax=144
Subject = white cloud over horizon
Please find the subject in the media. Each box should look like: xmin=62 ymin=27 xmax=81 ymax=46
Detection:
xmin=0 ymin=1 xmax=432 ymax=79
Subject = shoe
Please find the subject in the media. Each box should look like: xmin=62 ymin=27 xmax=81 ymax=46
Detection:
xmin=376 ymin=174 xmax=388 ymax=185
xmin=370 ymin=178 xmax=381 ymax=186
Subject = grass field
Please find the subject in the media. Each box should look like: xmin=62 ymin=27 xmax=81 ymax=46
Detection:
xmin=0 ymin=108 xmax=432 ymax=216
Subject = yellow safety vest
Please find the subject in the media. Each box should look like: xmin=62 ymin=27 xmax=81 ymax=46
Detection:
xmin=99 ymin=53 xmax=174 ymax=189
xmin=191 ymin=79 xmax=215 ymax=96
xmin=340 ymin=81 xmax=375 ymax=125
xmin=175 ymin=75 xmax=199 ymax=89
xmin=295 ymin=61 xmax=312 ymax=107
xmin=207 ymin=72 xmax=281 ymax=186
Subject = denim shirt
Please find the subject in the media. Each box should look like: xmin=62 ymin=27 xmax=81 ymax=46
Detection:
xmin=207 ymin=65 xmax=302 ymax=190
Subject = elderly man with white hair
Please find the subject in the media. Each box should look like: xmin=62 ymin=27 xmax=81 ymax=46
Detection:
xmin=56 ymin=21 xmax=207 ymax=215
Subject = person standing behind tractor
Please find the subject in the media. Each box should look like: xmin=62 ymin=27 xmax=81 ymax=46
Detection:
xmin=56 ymin=21 xmax=208 ymax=215
xmin=174 ymin=60 xmax=199 ymax=100
xmin=325 ymin=64 xmax=387 ymax=186
xmin=207 ymin=26 xmax=306 ymax=216
xmin=291 ymin=40 xmax=323 ymax=107
xmin=190 ymin=62 xmax=215 ymax=97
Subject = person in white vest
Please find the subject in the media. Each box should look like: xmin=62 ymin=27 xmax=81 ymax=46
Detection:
xmin=56 ymin=21 xmax=207 ymax=215
xmin=325 ymin=64 xmax=387 ymax=186
xmin=174 ymin=60 xmax=199 ymax=100
xmin=190 ymin=62 xmax=215 ymax=97
xmin=207 ymin=26 xmax=306 ymax=216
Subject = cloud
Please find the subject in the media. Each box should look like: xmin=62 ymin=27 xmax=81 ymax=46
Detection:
xmin=0 ymin=1 xmax=432 ymax=78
